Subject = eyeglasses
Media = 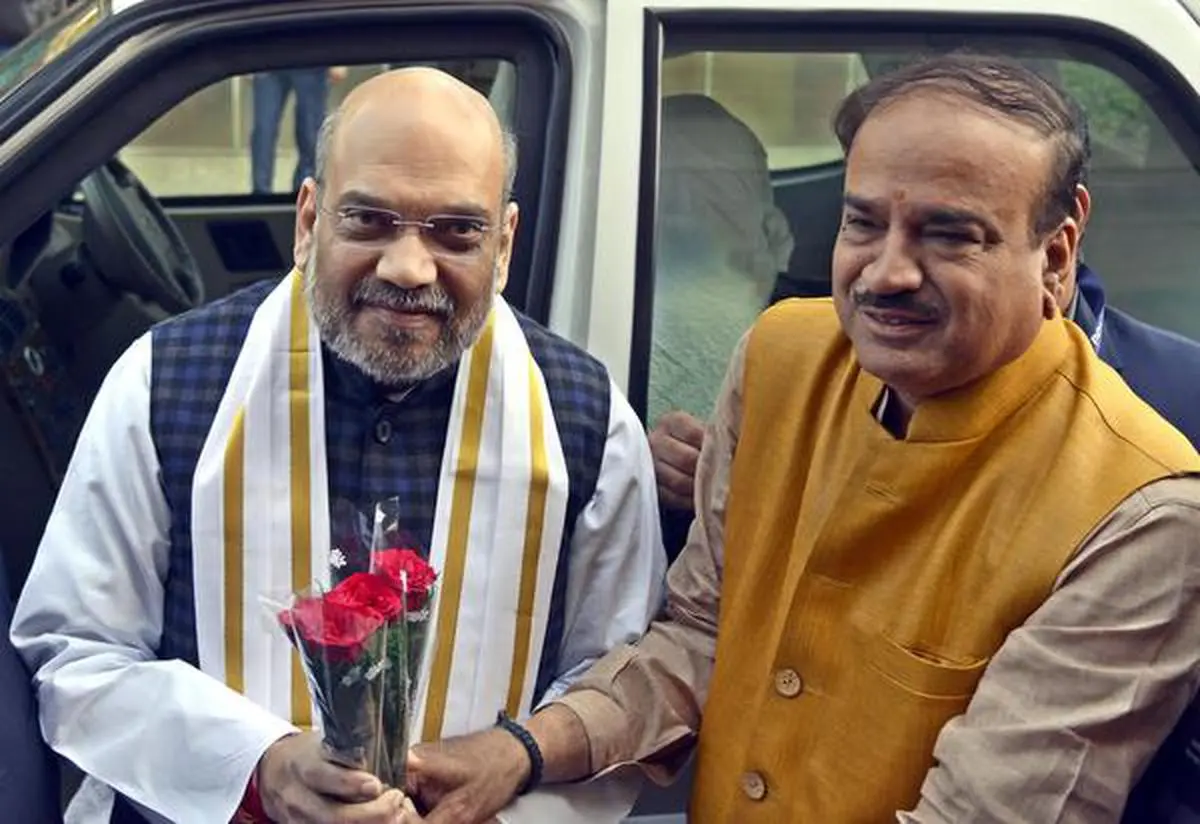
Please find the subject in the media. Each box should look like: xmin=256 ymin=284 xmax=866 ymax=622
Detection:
xmin=320 ymin=205 xmax=495 ymax=259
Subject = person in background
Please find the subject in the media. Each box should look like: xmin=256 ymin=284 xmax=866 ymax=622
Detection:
xmin=650 ymin=93 xmax=794 ymax=554
xmin=406 ymin=52 xmax=1200 ymax=824
xmin=250 ymin=66 xmax=348 ymax=194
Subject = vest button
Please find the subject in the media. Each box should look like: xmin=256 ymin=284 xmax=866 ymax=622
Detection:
xmin=374 ymin=418 xmax=393 ymax=445
xmin=740 ymin=770 xmax=767 ymax=801
xmin=774 ymin=667 xmax=803 ymax=698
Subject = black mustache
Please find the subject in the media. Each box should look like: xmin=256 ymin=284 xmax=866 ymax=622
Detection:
xmin=853 ymin=291 xmax=939 ymax=320
xmin=352 ymin=279 xmax=453 ymax=316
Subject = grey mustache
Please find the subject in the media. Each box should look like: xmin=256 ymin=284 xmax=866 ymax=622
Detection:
xmin=852 ymin=290 xmax=938 ymax=320
xmin=353 ymin=280 xmax=454 ymax=315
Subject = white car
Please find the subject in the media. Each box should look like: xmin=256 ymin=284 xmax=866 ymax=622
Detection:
xmin=0 ymin=0 xmax=1198 ymax=821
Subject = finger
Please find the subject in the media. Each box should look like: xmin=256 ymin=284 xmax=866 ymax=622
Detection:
xmin=404 ymin=749 xmax=458 ymax=799
xmin=326 ymin=789 xmax=407 ymax=824
xmin=661 ymin=411 xmax=706 ymax=448
xmin=658 ymin=488 xmax=692 ymax=512
xmin=654 ymin=458 xmax=695 ymax=505
xmin=298 ymin=758 xmax=384 ymax=803
xmin=651 ymin=429 xmax=701 ymax=477
xmin=424 ymin=788 xmax=481 ymax=824
xmin=399 ymin=794 xmax=427 ymax=823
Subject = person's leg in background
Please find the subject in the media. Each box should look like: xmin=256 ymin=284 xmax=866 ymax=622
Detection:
xmin=289 ymin=68 xmax=331 ymax=192
xmin=250 ymin=71 xmax=291 ymax=194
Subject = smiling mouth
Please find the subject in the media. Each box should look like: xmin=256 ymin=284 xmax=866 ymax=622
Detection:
xmin=860 ymin=308 xmax=939 ymax=335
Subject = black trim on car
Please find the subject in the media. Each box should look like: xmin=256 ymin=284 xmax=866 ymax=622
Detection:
xmin=0 ymin=2 xmax=572 ymax=320
xmin=627 ymin=8 xmax=1200 ymax=421
xmin=625 ymin=8 xmax=663 ymax=422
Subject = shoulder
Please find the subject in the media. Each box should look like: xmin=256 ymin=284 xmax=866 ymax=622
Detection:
xmin=1106 ymin=308 xmax=1200 ymax=364
xmin=514 ymin=310 xmax=612 ymax=415
xmin=1103 ymin=308 xmax=1200 ymax=448
xmin=744 ymin=297 xmax=851 ymax=385
xmin=759 ymin=295 xmax=840 ymax=325
xmin=148 ymin=279 xmax=278 ymax=422
xmin=152 ymin=278 xmax=278 ymax=354
xmin=752 ymin=297 xmax=844 ymax=349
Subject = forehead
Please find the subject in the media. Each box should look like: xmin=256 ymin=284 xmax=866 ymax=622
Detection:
xmin=845 ymin=92 xmax=1054 ymax=225
xmin=326 ymin=100 xmax=504 ymax=211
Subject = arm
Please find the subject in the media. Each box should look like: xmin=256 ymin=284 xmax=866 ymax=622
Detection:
xmin=544 ymin=336 xmax=746 ymax=785
xmin=10 ymin=334 xmax=296 ymax=821
xmin=901 ymin=475 xmax=1200 ymax=824
xmin=409 ymin=340 xmax=747 ymax=823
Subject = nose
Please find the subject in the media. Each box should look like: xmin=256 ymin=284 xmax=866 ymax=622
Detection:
xmin=857 ymin=230 xmax=923 ymax=295
xmin=374 ymin=227 xmax=439 ymax=290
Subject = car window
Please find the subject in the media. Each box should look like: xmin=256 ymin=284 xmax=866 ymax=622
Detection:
xmin=661 ymin=51 xmax=866 ymax=173
xmin=120 ymin=60 xmax=512 ymax=198
xmin=644 ymin=35 xmax=1200 ymax=427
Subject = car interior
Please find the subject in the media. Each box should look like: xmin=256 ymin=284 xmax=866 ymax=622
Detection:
xmin=1 ymin=4 xmax=1199 ymax=819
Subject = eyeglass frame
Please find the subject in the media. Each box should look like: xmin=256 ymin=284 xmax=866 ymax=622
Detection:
xmin=316 ymin=202 xmax=504 ymax=260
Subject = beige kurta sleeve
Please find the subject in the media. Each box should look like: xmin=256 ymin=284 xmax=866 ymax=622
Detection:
xmin=902 ymin=474 xmax=1200 ymax=824
xmin=550 ymin=334 xmax=747 ymax=784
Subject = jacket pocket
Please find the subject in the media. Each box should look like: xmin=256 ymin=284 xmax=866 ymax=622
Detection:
xmin=863 ymin=631 xmax=990 ymax=700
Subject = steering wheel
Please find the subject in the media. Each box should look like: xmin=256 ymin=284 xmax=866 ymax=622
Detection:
xmin=78 ymin=158 xmax=205 ymax=314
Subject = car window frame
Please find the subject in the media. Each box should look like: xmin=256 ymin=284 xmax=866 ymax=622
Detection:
xmin=0 ymin=1 xmax=572 ymax=321
xmin=629 ymin=8 xmax=1200 ymax=422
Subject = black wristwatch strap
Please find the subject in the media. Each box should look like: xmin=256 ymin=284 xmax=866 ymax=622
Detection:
xmin=495 ymin=711 xmax=544 ymax=795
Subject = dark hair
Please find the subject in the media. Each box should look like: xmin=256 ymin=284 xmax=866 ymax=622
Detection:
xmin=833 ymin=52 xmax=1091 ymax=239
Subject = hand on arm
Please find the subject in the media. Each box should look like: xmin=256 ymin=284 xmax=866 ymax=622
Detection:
xmin=404 ymin=704 xmax=589 ymax=824
xmin=547 ymin=341 xmax=746 ymax=782
xmin=649 ymin=410 xmax=705 ymax=511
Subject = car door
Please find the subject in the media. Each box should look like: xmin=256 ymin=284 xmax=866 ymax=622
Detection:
xmin=594 ymin=0 xmax=1200 ymax=818
xmin=0 ymin=0 xmax=582 ymax=600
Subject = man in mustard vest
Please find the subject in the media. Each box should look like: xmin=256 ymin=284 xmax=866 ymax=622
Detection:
xmin=404 ymin=53 xmax=1200 ymax=823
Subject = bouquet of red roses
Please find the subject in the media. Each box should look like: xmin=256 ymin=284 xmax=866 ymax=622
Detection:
xmin=275 ymin=500 xmax=438 ymax=789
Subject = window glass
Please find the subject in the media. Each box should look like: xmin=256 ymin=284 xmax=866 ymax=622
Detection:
xmin=119 ymin=59 xmax=510 ymax=197
xmin=661 ymin=51 xmax=864 ymax=171
xmin=647 ymin=39 xmax=1200 ymax=426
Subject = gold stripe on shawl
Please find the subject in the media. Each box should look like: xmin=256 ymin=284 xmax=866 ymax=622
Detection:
xmin=506 ymin=356 xmax=550 ymax=717
xmin=288 ymin=271 xmax=313 ymax=728
xmin=222 ymin=408 xmax=246 ymax=693
xmin=421 ymin=312 xmax=497 ymax=740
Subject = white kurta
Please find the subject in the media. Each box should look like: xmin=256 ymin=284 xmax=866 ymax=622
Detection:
xmin=10 ymin=331 xmax=666 ymax=824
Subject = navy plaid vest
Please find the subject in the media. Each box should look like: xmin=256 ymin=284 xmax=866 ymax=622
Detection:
xmin=111 ymin=280 xmax=610 ymax=822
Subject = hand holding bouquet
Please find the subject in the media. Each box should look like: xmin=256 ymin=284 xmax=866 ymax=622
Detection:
xmin=274 ymin=500 xmax=438 ymax=789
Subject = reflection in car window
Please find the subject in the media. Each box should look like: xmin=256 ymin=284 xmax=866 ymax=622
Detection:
xmin=648 ymin=39 xmax=1200 ymax=425
xmin=0 ymin=1 xmax=103 ymax=99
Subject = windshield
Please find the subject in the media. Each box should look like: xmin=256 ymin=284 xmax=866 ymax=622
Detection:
xmin=0 ymin=1 xmax=111 ymax=100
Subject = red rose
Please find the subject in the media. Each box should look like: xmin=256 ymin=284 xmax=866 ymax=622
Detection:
xmin=372 ymin=548 xmax=438 ymax=611
xmin=327 ymin=572 xmax=406 ymax=622
xmin=278 ymin=595 xmax=384 ymax=663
